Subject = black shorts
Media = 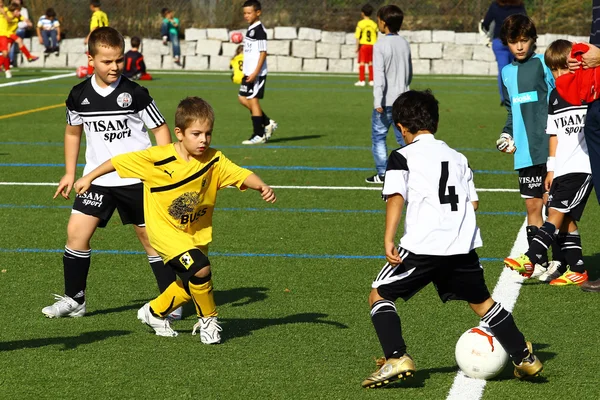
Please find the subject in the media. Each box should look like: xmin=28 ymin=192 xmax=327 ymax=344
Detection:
xmin=372 ymin=248 xmax=491 ymax=304
xmin=167 ymin=248 xmax=211 ymax=277
xmin=72 ymin=183 xmax=144 ymax=228
xmin=239 ymin=75 xmax=266 ymax=99
xmin=518 ymin=164 xmax=546 ymax=199
xmin=547 ymin=173 xmax=593 ymax=221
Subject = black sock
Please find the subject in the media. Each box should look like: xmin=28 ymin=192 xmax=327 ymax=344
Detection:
xmin=559 ymin=231 xmax=585 ymax=272
xmin=63 ymin=246 xmax=91 ymax=304
xmin=525 ymin=225 xmax=538 ymax=246
xmin=550 ymin=240 xmax=567 ymax=265
xmin=481 ymin=302 xmax=528 ymax=361
xmin=251 ymin=116 xmax=264 ymax=137
xmin=262 ymin=112 xmax=270 ymax=126
xmin=525 ymin=222 xmax=556 ymax=264
xmin=148 ymin=255 xmax=177 ymax=293
xmin=370 ymin=300 xmax=406 ymax=359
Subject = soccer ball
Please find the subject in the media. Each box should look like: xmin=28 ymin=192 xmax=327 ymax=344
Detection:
xmin=230 ymin=31 xmax=244 ymax=44
xmin=76 ymin=66 xmax=88 ymax=78
xmin=455 ymin=326 xmax=509 ymax=380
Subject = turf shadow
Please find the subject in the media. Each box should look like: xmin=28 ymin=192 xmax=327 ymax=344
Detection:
xmin=266 ymin=135 xmax=323 ymax=143
xmin=582 ymin=253 xmax=600 ymax=278
xmin=214 ymin=286 xmax=269 ymax=307
xmin=0 ymin=329 xmax=132 ymax=351
xmin=85 ymin=301 xmax=146 ymax=317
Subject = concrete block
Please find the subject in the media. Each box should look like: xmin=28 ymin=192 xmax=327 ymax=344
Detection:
xmin=410 ymin=43 xmax=419 ymax=58
xmin=413 ymin=59 xmax=431 ymax=75
xmin=463 ymin=60 xmax=489 ymax=75
xmin=298 ymin=27 xmax=322 ymax=41
xmin=185 ymin=28 xmax=207 ymax=41
xmin=419 ymin=43 xmax=442 ymax=59
xmin=443 ymin=43 xmax=473 ymax=60
xmin=31 ymin=40 xmax=45 ymax=53
xmin=328 ymin=58 xmax=352 ymax=73
xmin=67 ymin=53 xmax=89 ymax=67
xmin=144 ymin=55 xmax=162 ymax=70
xmin=222 ymin=42 xmax=242 ymax=57
xmin=209 ymin=55 xmax=231 ymax=71
xmin=317 ymin=42 xmax=340 ymax=59
xmin=269 ymin=40 xmax=290 ymax=56
xmin=321 ymin=31 xmax=346 ymax=44
xmin=472 ymin=45 xmax=496 ymax=62
xmin=43 ymin=53 xmax=67 ymax=67
xmin=265 ymin=28 xmax=274 ymax=39
xmin=18 ymin=54 xmax=43 ymax=68
xmin=489 ymin=62 xmax=498 ymax=76
xmin=275 ymin=56 xmax=302 ymax=72
xmin=431 ymin=59 xmax=463 ymax=75
xmin=162 ymin=56 xmax=185 ymax=70
xmin=182 ymin=40 xmax=197 ymax=56
xmin=410 ymin=30 xmax=432 ymax=43
xmin=184 ymin=55 xmax=209 ymax=70
xmin=399 ymin=30 xmax=412 ymax=42
xmin=303 ymin=58 xmax=328 ymax=72
xmin=274 ymin=27 xmax=297 ymax=39
xmin=536 ymin=47 xmax=547 ymax=57
xmin=345 ymin=32 xmax=356 ymax=45
xmin=341 ymin=44 xmax=356 ymax=59
xmin=454 ymin=32 xmax=478 ymax=45
xmin=61 ymin=38 xmax=86 ymax=54
xmin=196 ymin=39 xmax=222 ymax=56
xmin=143 ymin=39 xmax=171 ymax=56
xmin=432 ymin=30 xmax=456 ymax=43
xmin=206 ymin=28 xmax=229 ymax=41
xmin=544 ymin=33 xmax=566 ymax=46
xmin=292 ymin=40 xmax=315 ymax=58
xmin=266 ymin=56 xmax=278 ymax=72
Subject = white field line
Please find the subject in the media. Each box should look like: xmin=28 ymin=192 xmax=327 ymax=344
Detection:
xmin=0 ymin=72 xmax=75 ymax=88
xmin=446 ymin=218 xmax=528 ymax=400
xmin=0 ymin=181 xmax=519 ymax=192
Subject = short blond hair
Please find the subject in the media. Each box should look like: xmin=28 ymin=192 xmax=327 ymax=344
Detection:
xmin=175 ymin=97 xmax=215 ymax=131
xmin=544 ymin=39 xmax=572 ymax=70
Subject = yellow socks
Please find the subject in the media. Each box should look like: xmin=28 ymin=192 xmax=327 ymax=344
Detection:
xmin=149 ymin=280 xmax=191 ymax=317
xmin=189 ymin=278 xmax=217 ymax=318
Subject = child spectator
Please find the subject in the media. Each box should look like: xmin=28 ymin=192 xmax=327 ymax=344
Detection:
xmin=84 ymin=0 xmax=109 ymax=76
xmin=230 ymin=44 xmax=243 ymax=84
xmin=366 ymin=5 xmax=411 ymax=184
xmin=37 ymin=8 xmax=60 ymax=55
xmin=124 ymin=36 xmax=152 ymax=80
xmin=0 ymin=2 xmax=38 ymax=78
xmin=161 ymin=7 xmax=180 ymax=65
xmin=354 ymin=4 xmax=378 ymax=86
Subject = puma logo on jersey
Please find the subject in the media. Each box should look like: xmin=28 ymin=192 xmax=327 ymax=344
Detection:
xmin=81 ymin=98 xmax=90 ymax=105
xmin=164 ymin=169 xmax=174 ymax=178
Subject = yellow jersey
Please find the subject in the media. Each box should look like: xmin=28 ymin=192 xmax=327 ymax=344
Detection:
xmin=112 ymin=145 xmax=252 ymax=262
xmin=90 ymin=10 xmax=109 ymax=31
xmin=0 ymin=7 xmax=21 ymax=37
xmin=230 ymin=53 xmax=244 ymax=84
xmin=355 ymin=19 xmax=378 ymax=46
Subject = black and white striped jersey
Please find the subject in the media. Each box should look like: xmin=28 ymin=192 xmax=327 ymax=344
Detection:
xmin=243 ymin=21 xmax=267 ymax=76
xmin=546 ymin=88 xmax=591 ymax=178
xmin=65 ymin=76 xmax=165 ymax=187
xmin=383 ymin=134 xmax=482 ymax=255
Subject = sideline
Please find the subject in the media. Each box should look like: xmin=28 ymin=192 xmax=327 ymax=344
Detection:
xmin=0 ymin=103 xmax=64 ymax=120
xmin=0 ymin=72 xmax=74 ymax=88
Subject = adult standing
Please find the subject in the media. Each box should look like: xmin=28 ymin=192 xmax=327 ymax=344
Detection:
xmin=482 ymin=0 xmax=527 ymax=105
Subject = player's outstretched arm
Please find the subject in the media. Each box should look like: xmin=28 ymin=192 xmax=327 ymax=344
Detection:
xmin=54 ymin=124 xmax=83 ymax=200
xmin=384 ymin=193 xmax=404 ymax=265
xmin=150 ymin=123 xmax=172 ymax=146
xmin=73 ymin=159 xmax=117 ymax=195
xmin=241 ymin=173 xmax=276 ymax=203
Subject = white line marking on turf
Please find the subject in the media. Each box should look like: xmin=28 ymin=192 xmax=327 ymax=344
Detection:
xmin=446 ymin=218 xmax=528 ymax=400
xmin=0 ymin=72 xmax=75 ymax=88
xmin=0 ymin=182 xmax=520 ymax=192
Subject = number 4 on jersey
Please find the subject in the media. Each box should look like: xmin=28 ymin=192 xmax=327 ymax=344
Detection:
xmin=438 ymin=161 xmax=459 ymax=211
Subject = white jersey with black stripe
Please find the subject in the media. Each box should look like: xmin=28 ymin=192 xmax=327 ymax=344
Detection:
xmin=243 ymin=21 xmax=267 ymax=76
xmin=383 ymin=134 xmax=482 ymax=255
xmin=65 ymin=76 xmax=165 ymax=187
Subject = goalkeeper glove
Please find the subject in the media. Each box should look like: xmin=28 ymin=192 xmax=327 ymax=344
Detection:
xmin=496 ymin=133 xmax=516 ymax=153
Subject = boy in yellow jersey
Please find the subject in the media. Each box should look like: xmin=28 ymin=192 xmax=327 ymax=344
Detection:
xmin=0 ymin=2 xmax=37 ymax=78
xmin=84 ymin=0 xmax=108 ymax=76
xmin=355 ymin=3 xmax=378 ymax=86
xmin=73 ymin=97 xmax=276 ymax=343
xmin=230 ymin=44 xmax=244 ymax=84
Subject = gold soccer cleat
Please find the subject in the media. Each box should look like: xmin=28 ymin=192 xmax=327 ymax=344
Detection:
xmin=513 ymin=341 xmax=543 ymax=380
xmin=362 ymin=355 xmax=415 ymax=389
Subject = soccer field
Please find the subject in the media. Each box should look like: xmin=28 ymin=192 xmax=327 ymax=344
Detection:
xmin=0 ymin=70 xmax=599 ymax=399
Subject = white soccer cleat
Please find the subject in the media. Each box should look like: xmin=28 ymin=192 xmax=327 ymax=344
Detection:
xmin=242 ymin=135 xmax=266 ymax=145
xmin=538 ymin=260 xmax=562 ymax=283
xmin=5 ymin=69 xmax=12 ymax=79
xmin=264 ymin=119 xmax=278 ymax=141
xmin=137 ymin=303 xmax=178 ymax=337
xmin=530 ymin=263 xmax=547 ymax=279
xmin=42 ymin=294 xmax=86 ymax=318
xmin=167 ymin=306 xmax=183 ymax=321
xmin=369 ymin=81 xmax=374 ymax=86
xmin=354 ymin=81 xmax=366 ymax=87
xmin=192 ymin=316 xmax=222 ymax=344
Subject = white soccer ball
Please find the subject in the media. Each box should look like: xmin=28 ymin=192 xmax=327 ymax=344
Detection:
xmin=455 ymin=326 xmax=509 ymax=380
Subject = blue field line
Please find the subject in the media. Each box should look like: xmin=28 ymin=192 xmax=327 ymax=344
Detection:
xmin=0 ymin=247 xmax=503 ymax=262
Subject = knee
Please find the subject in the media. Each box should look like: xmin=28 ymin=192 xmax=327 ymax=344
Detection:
xmin=193 ymin=265 xmax=211 ymax=278
xmin=368 ymin=288 xmax=383 ymax=307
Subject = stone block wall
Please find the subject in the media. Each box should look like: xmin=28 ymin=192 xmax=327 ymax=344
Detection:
xmin=14 ymin=28 xmax=587 ymax=75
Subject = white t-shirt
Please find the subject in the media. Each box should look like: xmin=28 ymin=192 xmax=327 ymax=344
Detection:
xmin=382 ymin=134 xmax=482 ymax=256
xmin=243 ymin=21 xmax=267 ymax=76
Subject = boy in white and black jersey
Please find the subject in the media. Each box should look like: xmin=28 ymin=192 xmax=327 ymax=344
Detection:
xmin=238 ymin=0 xmax=277 ymax=145
xmin=362 ymin=90 xmax=542 ymax=389
xmin=42 ymin=27 xmax=178 ymax=319
xmin=505 ymin=40 xmax=592 ymax=286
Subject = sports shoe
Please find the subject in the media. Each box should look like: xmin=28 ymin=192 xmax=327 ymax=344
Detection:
xmin=503 ymin=254 xmax=534 ymax=278
xmin=167 ymin=306 xmax=183 ymax=321
xmin=369 ymin=80 xmax=374 ymax=86
xmin=513 ymin=341 xmax=543 ymax=379
xmin=362 ymin=354 xmax=415 ymax=388
xmin=5 ymin=69 xmax=11 ymax=79
xmin=137 ymin=303 xmax=178 ymax=337
xmin=549 ymin=268 xmax=588 ymax=286
xmin=538 ymin=260 xmax=562 ymax=283
xmin=354 ymin=80 xmax=366 ymax=87
xmin=365 ymin=174 xmax=385 ymax=184
xmin=242 ymin=135 xmax=266 ymax=145
xmin=192 ymin=316 xmax=222 ymax=344
xmin=264 ymin=119 xmax=278 ymax=141
xmin=581 ymin=278 xmax=600 ymax=292
xmin=27 ymin=56 xmax=39 ymax=62
xmin=530 ymin=263 xmax=547 ymax=279
xmin=42 ymin=294 xmax=86 ymax=318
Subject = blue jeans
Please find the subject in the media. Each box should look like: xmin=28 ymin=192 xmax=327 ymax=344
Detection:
xmin=42 ymin=30 xmax=59 ymax=50
xmin=492 ymin=38 xmax=513 ymax=103
xmin=371 ymin=107 xmax=405 ymax=176
xmin=169 ymin=32 xmax=181 ymax=58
